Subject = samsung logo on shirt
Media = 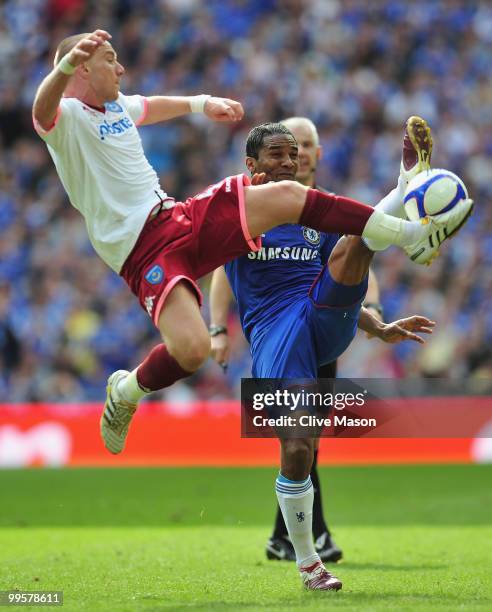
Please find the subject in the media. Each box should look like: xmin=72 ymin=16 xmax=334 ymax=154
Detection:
xmin=248 ymin=246 xmax=318 ymax=261
xmin=99 ymin=118 xmax=133 ymax=140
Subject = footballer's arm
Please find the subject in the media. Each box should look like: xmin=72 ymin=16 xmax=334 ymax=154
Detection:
xmin=33 ymin=69 xmax=71 ymax=131
xmin=140 ymin=96 xmax=244 ymax=126
xmin=210 ymin=266 xmax=233 ymax=329
xmin=209 ymin=266 xmax=235 ymax=367
xmin=33 ymin=29 xmax=111 ymax=131
xmin=363 ymin=268 xmax=383 ymax=321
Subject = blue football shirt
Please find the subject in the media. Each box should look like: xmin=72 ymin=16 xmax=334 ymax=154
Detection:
xmin=225 ymin=223 xmax=339 ymax=344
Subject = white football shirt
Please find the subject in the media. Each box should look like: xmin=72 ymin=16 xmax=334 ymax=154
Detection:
xmin=34 ymin=93 xmax=171 ymax=272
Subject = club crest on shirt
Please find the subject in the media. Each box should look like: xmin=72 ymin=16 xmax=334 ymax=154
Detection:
xmin=104 ymin=101 xmax=123 ymax=113
xmin=145 ymin=264 xmax=164 ymax=285
xmin=302 ymin=227 xmax=320 ymax=246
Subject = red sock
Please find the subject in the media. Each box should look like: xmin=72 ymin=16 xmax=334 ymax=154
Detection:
xmin=300 ymin=189 xmax=374 ymax=236
xmin=136 ymin=344 xmax=192 ymax=391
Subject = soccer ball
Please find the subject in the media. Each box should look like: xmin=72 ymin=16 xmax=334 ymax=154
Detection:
xmin=404 ymin=168 xmax=468 ymax=221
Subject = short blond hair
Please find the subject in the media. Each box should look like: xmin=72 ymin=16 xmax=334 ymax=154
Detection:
xmin=281 ymin=117 xmax=320 ymax=147
xmin=54 ymin=33 xmax=90 ymax=66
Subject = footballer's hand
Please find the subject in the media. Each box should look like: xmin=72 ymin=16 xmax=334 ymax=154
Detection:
xmin=364 ymin=305 xmax=383 ymax=338
xmin=204 ymin=97 xmax=244 ymax=122
xmin=211 ymin=334 xmax=230 ymax=371
xmin=251 ymin=173 xmax=267 ymax=186
xmin=67 ymin=30 xmax=112 ymax=66
xmin=376 ymin=316 xmax=435 ymax=344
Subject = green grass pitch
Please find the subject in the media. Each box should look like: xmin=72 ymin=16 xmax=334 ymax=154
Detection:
xmin=0 ymin=464 xmax=491 ymax=611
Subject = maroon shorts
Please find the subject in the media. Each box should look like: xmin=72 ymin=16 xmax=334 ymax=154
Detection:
xmin=120 ymin=174 xmax=261 ymax=326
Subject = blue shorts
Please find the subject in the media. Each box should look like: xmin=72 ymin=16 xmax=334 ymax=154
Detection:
xmin=251 ymin=266 xmax=368 ymax=378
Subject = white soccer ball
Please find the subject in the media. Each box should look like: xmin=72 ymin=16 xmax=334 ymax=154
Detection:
xmin=404 ymin=168 xmax=468 ymax=221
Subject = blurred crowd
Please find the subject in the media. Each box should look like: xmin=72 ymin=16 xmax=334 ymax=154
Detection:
xmin=1 ymin=0 xmax=491 ymax=402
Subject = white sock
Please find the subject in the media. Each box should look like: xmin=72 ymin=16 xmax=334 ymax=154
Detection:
xmin=362 ymin=209 xmax=427 ymax=250
xmin=377 ymin=175 xmax=407 ymax=217
xmin=363 ymin=177 xmax=407 ymax=251
xmin=115 ymin=368 xmax=150 ymax=403
xmin=275 ymin=474 xmax=320 ymax=569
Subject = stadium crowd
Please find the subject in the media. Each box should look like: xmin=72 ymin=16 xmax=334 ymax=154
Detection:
xmin=1 ymin=0 xmax=491 ymax=401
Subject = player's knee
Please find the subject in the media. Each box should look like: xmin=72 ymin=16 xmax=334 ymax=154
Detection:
xmin=281 ymin=438 xmax=313 ymax=480
xmin=168 ymin=332 xmax=211 ymax=372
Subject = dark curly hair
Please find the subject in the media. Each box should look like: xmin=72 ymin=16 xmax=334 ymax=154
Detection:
xmin=246 ymin=122 xmax=294 ymax=159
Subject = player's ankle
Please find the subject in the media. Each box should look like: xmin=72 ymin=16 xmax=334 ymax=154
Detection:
xmin=116 ymin=369 xmax=148 ymax=404
xmin=298 ymin=553 xmax=321 ymax=570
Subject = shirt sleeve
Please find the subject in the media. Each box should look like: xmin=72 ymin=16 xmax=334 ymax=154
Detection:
xmin=33 ymin=97 xmax=73 ymax=149
xmin=120 ymin=93 xmax=148 ymax=126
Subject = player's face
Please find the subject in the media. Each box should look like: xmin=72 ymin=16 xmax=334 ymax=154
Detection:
xmin=251 ymin=134 xmax=299 ymax=182
xmin=287 ymin=124 xmax=321 ymax=186
xmin=85 ymin=43 xmax=125 ymax=102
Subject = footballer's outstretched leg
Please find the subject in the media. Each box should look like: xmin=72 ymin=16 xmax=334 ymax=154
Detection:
xmin=100 ymin=282 xmax=210 ymax=454
xmin=363 ymin=115 xmax=434 ymax=253
xmin=323 ymin=113 xmax=433 ymax=281
xmin=362 ymin=115 xmax=473 ymax=265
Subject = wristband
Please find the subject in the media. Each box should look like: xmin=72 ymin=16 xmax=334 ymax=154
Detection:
xmin=58 ymin=55 xmax=76 ymax=76
xmin=189 ymin=94 xmax=211 ymax=113
xmin=364 ymin=302 xmax=384 ymax=320
xmin=209 ymin=325 xmax=227 ymax=337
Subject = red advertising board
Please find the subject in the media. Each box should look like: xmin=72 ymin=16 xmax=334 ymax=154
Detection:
xmin=0 ymin=401 xmax=490 ymax=467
